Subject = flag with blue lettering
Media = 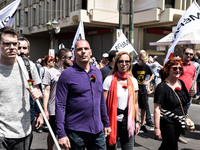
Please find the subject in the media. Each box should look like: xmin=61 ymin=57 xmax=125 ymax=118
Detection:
xmin=164 ymin=1 xmax=200 ymax=64
xmin=110 ymin=32 xmax=137 ymax=55
xmin=0 ymin=0 xmax=21 ymax=28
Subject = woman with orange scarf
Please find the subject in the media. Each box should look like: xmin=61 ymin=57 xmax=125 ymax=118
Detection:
xmin=103 ymin=51 xmax=140 ymax=150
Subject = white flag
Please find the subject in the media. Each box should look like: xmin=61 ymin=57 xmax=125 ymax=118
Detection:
xmin=71 ymin=20 xmax=85 ymax=58
xmin=0 ymin=0 xmax=21 ymax=28
xmin=110 ymin=32 xmax=138 ymax=55
xmin=164 ymin=1 xmax=200 ymax=64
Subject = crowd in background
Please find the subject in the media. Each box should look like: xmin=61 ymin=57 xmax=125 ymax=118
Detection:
xmin=0 ymin=26 xmax=198 ymax=150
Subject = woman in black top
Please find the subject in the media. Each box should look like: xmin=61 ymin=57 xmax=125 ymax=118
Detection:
xmin=154 ymin=57 xmax=195 ymax=150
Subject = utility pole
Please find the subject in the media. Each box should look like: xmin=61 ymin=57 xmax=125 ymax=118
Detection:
xmin=129 ymin=0 xmax=134 ymax=46
xmin=129 ymin=0 xmax=134 ymax=58
xmin=119 ymin=0 xmax=123 ymax=29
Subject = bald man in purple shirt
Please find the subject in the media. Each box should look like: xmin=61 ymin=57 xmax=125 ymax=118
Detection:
xmin=55 ymin=39 xmax=111 ymax=149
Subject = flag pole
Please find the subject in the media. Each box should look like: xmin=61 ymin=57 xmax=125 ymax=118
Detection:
xmin=17 ymin=56 xmax=61 ymax=150
xmin=189 ymin=65 xmax=200 ymax=104
xmin=35 ymin=99 xmax=61 ymax=150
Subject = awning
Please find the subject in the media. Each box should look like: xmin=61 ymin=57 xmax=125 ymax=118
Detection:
xmin=149 ymin=30 xmax=200 ymax=46
xmin=146 ymin=50 xmax=165 ymax=55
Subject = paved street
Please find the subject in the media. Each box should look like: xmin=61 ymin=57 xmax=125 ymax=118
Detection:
xmin=31 ymin=97 xmax=200 ymax=150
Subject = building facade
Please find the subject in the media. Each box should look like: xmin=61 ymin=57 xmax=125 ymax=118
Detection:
xmin=0 ymin=0 xmax=199 ymax=61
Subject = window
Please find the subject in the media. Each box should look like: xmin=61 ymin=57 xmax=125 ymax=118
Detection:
xmin=165 ymin=0 xmax=175 ymax=8
xmin=17 ymin=9 xmax=21 ymax=27
xmin=82 ymin=0 xmax=87 ymax=10
xmin=53 ymin=0 xmax=56 ymax=19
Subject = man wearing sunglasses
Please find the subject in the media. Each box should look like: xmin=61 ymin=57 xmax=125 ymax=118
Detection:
xmin=43 ymin=48 xmax=72 ymax=150
xmin=179 ymin=48 xmax=196 ymax=94
xmin=178 ymin=47 xmax=196 ymax=144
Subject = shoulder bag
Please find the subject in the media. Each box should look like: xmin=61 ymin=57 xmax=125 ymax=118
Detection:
xmin=173 ymin=90 xmax=195 ymax=133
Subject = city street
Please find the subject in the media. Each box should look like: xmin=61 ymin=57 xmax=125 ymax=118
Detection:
xmin=31 ymin=97 xmax=200 ymax=150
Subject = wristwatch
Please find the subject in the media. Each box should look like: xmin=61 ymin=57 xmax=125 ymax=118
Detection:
xmin=135 ymin=120 xmax=140 ymax=124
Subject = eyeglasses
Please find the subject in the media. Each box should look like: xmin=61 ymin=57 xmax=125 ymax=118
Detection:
xmin=184 ymin=52 xmax=193 ymax=56
xmin=18 ymin=46 xmax=28 ymax=50
xmin=118 ymin=60 xmax=131 ymax=65
xmin=1 ymin=41 xmax=19 ymax=47
xmin=172 ymin=66 xmax=183 ymax=71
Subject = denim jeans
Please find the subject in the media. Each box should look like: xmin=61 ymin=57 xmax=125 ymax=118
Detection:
xmin=0 ymin=134 xmax=31 ymax=150
xmin=66 ymin=129 xmax=106 ymax=150
xmin=146 ymin=96 xmax=152 ymax=122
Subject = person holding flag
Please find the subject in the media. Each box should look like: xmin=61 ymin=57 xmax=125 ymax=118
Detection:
xmin=0 ymin=26 xmax=42 ymax=149
xmin=179 ymin=48 xmax=196 ymax=95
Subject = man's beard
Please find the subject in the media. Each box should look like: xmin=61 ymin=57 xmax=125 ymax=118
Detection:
xmin=19 ymin=53 xmax=28 ymax=58
xmin=63 ymin=61 xmax=71 ymax=69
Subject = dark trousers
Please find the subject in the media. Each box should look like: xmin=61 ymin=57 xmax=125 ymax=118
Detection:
xmin=159 ymin=118 xmax=182 ymax=150
xmin=107 ymin=121 xmax=134 ymax=150
xmin=66 ymin=129 xmax=106 ymax=150
xmin=0 ymin=134 xmax=31 ymax=150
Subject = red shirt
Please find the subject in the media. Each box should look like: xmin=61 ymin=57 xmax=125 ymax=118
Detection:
xmin=179 ymin=60 xmax=196 ymax=92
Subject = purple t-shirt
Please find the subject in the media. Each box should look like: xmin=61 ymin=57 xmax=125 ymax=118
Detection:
xmin=55 ymin=63 xmax=110 ymax=139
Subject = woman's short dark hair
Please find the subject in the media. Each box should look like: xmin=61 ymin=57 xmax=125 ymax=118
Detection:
xmin=163 ymin=57 xmax=184 ymax=76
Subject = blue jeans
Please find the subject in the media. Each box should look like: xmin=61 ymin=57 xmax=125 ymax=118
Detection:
xmin=66 ymin=129 xmax=106 ymax=150
xmin=146 ymin=96 xmax=152 ymax=122
xmin=0 ymin=134 xmax=31 ymax=150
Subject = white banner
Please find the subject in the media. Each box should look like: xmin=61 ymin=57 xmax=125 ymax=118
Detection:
xmin=71 ymin=20 xmax=85 ymax=59
xmin=48 ymin=49 xmax=55 ymax=58
xmin=164 ymin=1 xmax=200 ymax=64
xmin=0 ymin=0 xmax=21 ymax=28
xmin=110 ymin=32 xmax=138 ymax=55
xmin=116 ymin=29 xmax=122 ymax=39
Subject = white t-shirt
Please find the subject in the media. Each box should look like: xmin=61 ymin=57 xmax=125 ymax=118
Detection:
xmin=148 ymin=61 xmax=161 ymax=77
xmin=103 ymin=75 xmax=138 ymax=121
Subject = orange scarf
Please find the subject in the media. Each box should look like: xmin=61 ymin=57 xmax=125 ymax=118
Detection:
xmin=107 ymin=71 xmax=135 ymax=145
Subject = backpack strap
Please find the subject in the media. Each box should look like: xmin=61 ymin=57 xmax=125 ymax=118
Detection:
xmin=22 ymin=57 xmax=33 ymax=80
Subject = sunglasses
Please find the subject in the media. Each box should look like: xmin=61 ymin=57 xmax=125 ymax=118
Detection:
xmin=49 ymin=59 xmax=55 ymax=62
xmin=1 ymin=42 xmax=19 ymax=47
xmin=184 ymin=52 xmax=193 ymax=56
xmin=65 ymin=56 xmax=72 ymax=60
xmin=18 ymin=46 xmax=28 ymax=50
xmin=172 ymin=66 xmax=183 ymax=71
xmin=118 ymin=60 xmax=131 ymax=65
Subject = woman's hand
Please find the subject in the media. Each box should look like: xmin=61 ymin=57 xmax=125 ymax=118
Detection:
xmin=154 ymin=128 xmax=162 ymax=140
xmin=135 ymin=123 xmax=140 ymax=135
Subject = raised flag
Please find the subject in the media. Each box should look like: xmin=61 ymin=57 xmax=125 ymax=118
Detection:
xmin=110 ymin=32 xmax=138 ymax=55
xmin=0 ymin=0 xmax=21 ymax=28
xmin=71 ymin=20 xmax=85 ymax=58
xmin=164 ymin=1 xmax=200 ymax=64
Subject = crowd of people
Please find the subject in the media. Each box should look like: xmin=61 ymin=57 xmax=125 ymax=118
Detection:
xmin=0 ymin=26 xmax=198 ymax=150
